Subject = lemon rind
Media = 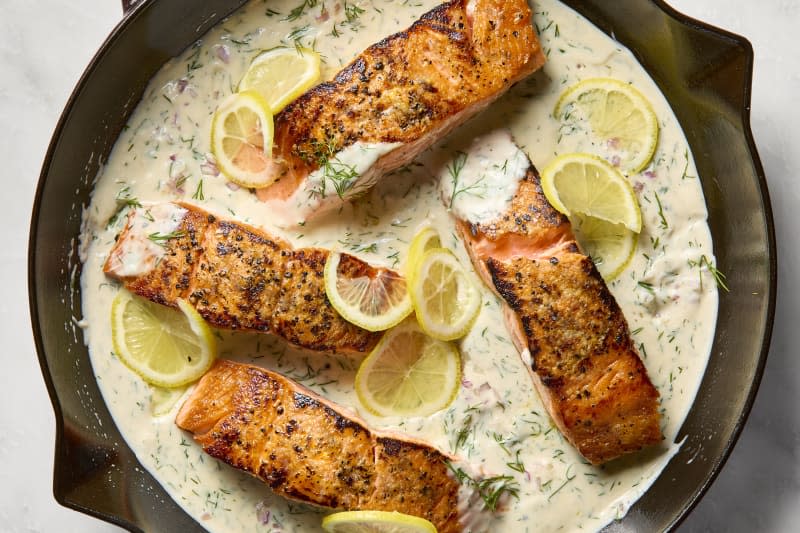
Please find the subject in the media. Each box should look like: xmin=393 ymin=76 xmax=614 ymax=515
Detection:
xmin=404 ymin=225 xmax=442 ymax=282
xmin=322 ymin=510 xmax=438 ymax=533
xmin=409 ymin=248 xmax=481 ymax=342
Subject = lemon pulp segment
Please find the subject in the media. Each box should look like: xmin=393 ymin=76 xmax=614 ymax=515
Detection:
xmin=408 ymin=248 xmax=481 ymax=341
xmin=111 ymin=291 xmax=216 ymax=388
xmin=210 ymin=90 xmax=275 ymax=188
xmin=555 ymin=77 xmax=659 ymax=173
xmin=541 ymin=153 xmax=642 ymax=233
xmin=355 ymin=320 xmax=461 ymax=418
xmin=324 ymin=251 xmax=413 ymax=332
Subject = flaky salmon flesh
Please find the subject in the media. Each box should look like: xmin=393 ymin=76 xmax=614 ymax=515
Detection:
xmin=176 ymin=359 xmax=481 ymax=533
xmin=454 ymin=135 xmax=663 ymax=465
xmin=103 ymin=202 xmax=390 ymax=354
xmin=257 ymin=0 xmax=546 ymax=225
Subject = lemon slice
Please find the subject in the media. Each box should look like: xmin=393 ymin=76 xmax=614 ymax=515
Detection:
xmin=210 ymin=90 xmax=275 ymax=188
xmin=238 ymin=47 xmax=321 ymax=113
xmin=408 ymin=248 xmax=481 ymax=341
xmin=322 ymin=510 xmax=438 ymax=533
xmin=111 ymin=290 xmax=217 ymax=388
xmin=541 ymin=153 xmax=642 ymax=233
xmin=149 ymin=385 xmax=188 ymax=416
xmin=404 ymin=226 xmax=441 ymax=281
xmin=554 ymin=77 xmax=659 ymax=173
xmin=324 ymin=251 xmax=413 ymax=332
xmin=355 ymin=320 xmax=461 ymax=418
xmin=572 ymin=214 xmax=638 ymax=281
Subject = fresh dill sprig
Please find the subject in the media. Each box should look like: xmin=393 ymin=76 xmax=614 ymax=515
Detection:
xmin=453 ymin=410 xmax=475 ymax=452
xmin=447 ymin=151 xmax=486 ymax=208
xmin=284 ymin=0 xmax=318 ymax=22
xmin=115 ymin=186 xmax=142 ymax=208
xmin=329 ymin=1 xmax=365 ymax=36
xmin=286 ymin=25 xmax=312 ymax=54
xmin=174 ymin=173 xmax=190 ymax=190
xmin=637 ymin=281 xmax=655 ymax=294
xmin=547 ymin=464 xmax=576 ymax=501
xmin=506 ymin=450 xmax=526 ymax=473
xmin=337 ymin=240 xmax=378 ymax=254
xmin=304 ymin=136 xmax=359 ymax=199
xmin=107 ymin=186 xmax=142 ymax=228
xmin=681 ymin=148 xmax=696 ymax=180
xmin=492 ymin=432 xmax=512 ymax=456
xmin=148 ymin=231 xmax=186 ymax=246
xmin=356 ymin=243 xmax=378 ymax=254
xmin=479 ymin=475 xmax=520 ymax=511
xmin=185 ymin=43 xmax=203 ymax=77
xmin=654 ymin=191 xmax=668 ymax=229
xmin=344 ymin=1 xmax=365 ymax=25
xmin=689 ymin=254 xmax=729 ymax=292
xmin=445 ymin=462 xmax=520 ymax=512
xmin=325 ymin=160 xmax=359 ymax=198
xmin=192 ymin=179 xmax=205 ymax=200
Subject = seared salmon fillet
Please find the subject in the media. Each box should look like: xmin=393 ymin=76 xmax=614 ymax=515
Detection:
xmin=258 ymin=0 xmax=546 ymax=225
xmin=176 ymin=359 xmax=479 ymax=532
xmin=103 ymin=202 xmax=386 ymax=354
xmin=451 ymin=134 xmax=662 ymax=464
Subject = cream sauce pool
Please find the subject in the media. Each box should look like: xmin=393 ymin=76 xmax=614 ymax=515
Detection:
xmin=79 ymin=0 xmax=720 ymax=531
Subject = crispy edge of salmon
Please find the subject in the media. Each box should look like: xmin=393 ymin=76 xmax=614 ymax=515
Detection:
xmin=458 ymin=164 xmax=663 ymax=465
xmin=175 ymin=359 xmax=479 ymax=533
xmin=103 ymin=202 xmax=384 ymax=354
xmin=258 ymin=0 xmax=546 ymax=209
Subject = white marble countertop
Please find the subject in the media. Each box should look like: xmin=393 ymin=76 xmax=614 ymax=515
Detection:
xmin=2 ymin=0 xmax=796 ymax=531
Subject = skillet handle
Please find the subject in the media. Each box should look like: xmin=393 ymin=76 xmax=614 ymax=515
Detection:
xmin=121 ymin=0 xmax=140 ymax=15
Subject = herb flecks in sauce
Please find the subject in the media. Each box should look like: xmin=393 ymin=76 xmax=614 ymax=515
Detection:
xmin=79 ymin=1 xmax=719 ymax=531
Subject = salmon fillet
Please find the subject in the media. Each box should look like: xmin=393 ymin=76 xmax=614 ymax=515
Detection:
xmin=176 ymin=359 xmax=480 ymax=532
xmin=257 ymin=0 xmax=546 ymax=225
xmin=103 ymin=202 xmax=386 ymax=354
xmin=451 ymin=134 xmax=662 ymax=464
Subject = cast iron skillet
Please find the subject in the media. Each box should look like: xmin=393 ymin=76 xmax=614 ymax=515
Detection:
xmin=29 ymin=0 xmax=776 ymax=531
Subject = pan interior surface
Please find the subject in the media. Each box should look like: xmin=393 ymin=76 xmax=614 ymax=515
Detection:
xmin=29 ymin=0 xmax=774 ymax=531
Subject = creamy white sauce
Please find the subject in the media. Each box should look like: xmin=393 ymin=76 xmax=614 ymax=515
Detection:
xmin=79 ymin=1 xmax=720 ymax=532
xmin=437 ymin=130 xmax=528 ymax=225
xmin=273 ymin=141 xmax=403 ymax=226
xmin=104 ymin=203 xmax=187 ymax=277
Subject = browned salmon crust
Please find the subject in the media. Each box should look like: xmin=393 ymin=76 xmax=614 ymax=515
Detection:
xmin=103 ymin=203 xmax=384 ymax=354
xmin=460 ymin=165 xmax=663 ymax=465
xmin=176 ymin=360 xmax=465 ymax=532
xmin=260 ymin=0 xmax=545 ymax=202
